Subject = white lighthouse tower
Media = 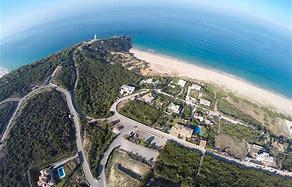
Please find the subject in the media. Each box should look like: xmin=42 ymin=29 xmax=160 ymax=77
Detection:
xmin=93 ymin=34 xmax=97 ymax=41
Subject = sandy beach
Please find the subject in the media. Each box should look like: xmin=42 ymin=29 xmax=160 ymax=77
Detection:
xmin=131 ymin=48 xmax=292 ymax=115
xmin=0 ymin=67 xmax=8 ymax=78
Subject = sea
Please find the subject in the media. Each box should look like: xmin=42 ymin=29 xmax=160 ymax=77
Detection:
xmin=0 ymin=5 xmax=292 ymax=98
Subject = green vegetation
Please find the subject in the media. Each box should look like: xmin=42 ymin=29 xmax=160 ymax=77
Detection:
xmin=198 ymin=155 xmax=292 ymax=186
xmin=85 ymin=121 xmax=115 ymax=177
xmin=75 ymin=38 xmax=141 ymax=118
xmin=220 ymin=120 xmax=261 ymax=143
xmin=0 ymin=89 xmax=76 ymax=186
xmin=282 ymin=152 xmax=292 ymax=172
xmin=0 ymin=57 xmax=57 ymax=102
xmin=0 ymin=101 xmax=18 ymax=135
xmin=218 ymin=99 xmax=262 ymax=128
xmin=120 ymin=100 xmax=160 ymax=126
xmin=153 ymin=141 xmax=203 ymax=186
xmin=52 ymin=48 xmax=76 ymax=90
xmin=162 ymin=85 xmax=182 ymax=96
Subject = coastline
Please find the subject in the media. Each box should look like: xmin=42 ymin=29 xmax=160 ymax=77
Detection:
xmin=130 ymin=48 xmax=292 ymax=115
xmin=0 ymin=67 xmax=8 ymax=78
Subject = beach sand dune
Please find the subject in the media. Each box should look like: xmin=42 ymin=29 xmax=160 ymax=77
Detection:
xmin=131 ymin=48 xmax=292 ymax=115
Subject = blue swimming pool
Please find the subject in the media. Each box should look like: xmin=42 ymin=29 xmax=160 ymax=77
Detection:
xmin=57 ymin=166 xmax=65 ymax=178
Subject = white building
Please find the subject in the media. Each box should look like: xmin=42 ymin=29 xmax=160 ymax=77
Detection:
xmin=256 ymin=152 xmax=275 ymax=167
xmin=168 ymin=103 xmax=181 ymax=114
xmin=199 ymin=99 xmax=211 ymax=107
xmin=140 ymin=78 xmax=153 ymax=85
xmin=139 ymin=93 xmax=155 ymax=104
xmin=190 ymin=84 xmax=202 ymax=91
xmin=37 ymin=168 xmax=55 ymax=187
xmin=120 ymin=85 xmax=135 ymax=96
xmin=177 ymin=79 xmax=186 ymax=87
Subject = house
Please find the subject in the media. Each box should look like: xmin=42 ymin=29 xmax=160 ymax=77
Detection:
xmin=190 ymin=84 xmax=202 ymax=91
xmin=199 ymin=139 xmax=207 ymax=149
xmin=120 ymin=85 xmax=135 ymax=96
xmin=199 ymin=99 xmax=211 ymax=107
xmin=139 ymin=93 xmax=155 ymax=104
xmin=168 ymin=103 xmax=181 ymax=114
xmin=140 ymin=78 xmax=153 ymax=85
xmin=177 ymin=79 xmax=186 ymax=87
xmin=37 ymin=168 xmax=55 ymax=187
xmin=256 ymin=152 xmax=276 ymax=167
xmin=194 ymin=112 xmax=204 ymax=122
xmin=285 ymin=120 xmax=292 ymax=134
xmin=169 ymin=124 xmax=193 ymax=140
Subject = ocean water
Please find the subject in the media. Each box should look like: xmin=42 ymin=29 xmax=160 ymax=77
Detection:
xmin=1 ymin=5 xmax=292 ymax=97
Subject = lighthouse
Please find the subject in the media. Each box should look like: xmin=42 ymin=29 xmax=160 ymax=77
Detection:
xmin=93 ymin=34 xmax=97 ymax=40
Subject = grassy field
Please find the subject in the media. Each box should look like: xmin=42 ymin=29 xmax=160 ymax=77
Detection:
xmin=152 ymin=140 xmax=203 ymax=186
xmin=119 ymin=100 xmax=161 ymax=126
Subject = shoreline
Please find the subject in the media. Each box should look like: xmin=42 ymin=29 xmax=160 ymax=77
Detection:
xmin=0 ymin=67 xmax=8 ymax=78
xmin=130 ymin=48 xmax=292 ymax=115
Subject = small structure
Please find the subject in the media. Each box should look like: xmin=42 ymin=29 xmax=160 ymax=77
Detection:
xmin=285 ymin=120 xmax=292 ymax=134
xmin=140 ymin=78 xmax=153 ymax=85
xmin=139 ymin=93 xmax=155 ymax=104
xmin=57 ymin=166 xmax=66 ymax=179
xmin=37 ymin=168 xmax=55 ymax=187
xmin=169 ymin=124 xmax=193 ymax=141
xmin=199 ymin=99 xmax=211 ymax=107
xmin=120 ymin=85 xmax=135 ymax=96
xmin=177 ymin=79 xmax=186 ymax=87
xmin=190 ymin=84 xmax=202 ymax=91
xmin=256 ymin=152 xmax=275 ymax=167
xmin=168 ymin=103 xmax=181 ymax=114
xmin=169 ymin=79 xmax=186 ymax=88
xmin=194 ymin=112 xmax=204 ymax=122
xmin=199 ymin=139 xmax=207 ymax=149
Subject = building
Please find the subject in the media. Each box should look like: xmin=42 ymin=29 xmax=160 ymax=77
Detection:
xmin=140 ymin=78 xmax=153 ymax=85
xmin=199 ymin=139 xmax=207 ymax=149
xmin=37 ymin=168 xmax=55 ymax=187
xmin=256 ymin=152 xmax=275 ymax=167
xmin=120 ymin=85 xmax=135 ymax=96
xmin=139 ymin=93 xmax=155 ymax=104
xmin=169 ymin=79 xmax=186 ymax=88
xmin=190 ymin=84 xmax=202 ymax=91
xmin=285 ymin=120 xmax=292 ymax=134
xmin=168 ymin=103 xmax=181 ymax=114
xmin=177 ymin=79 xmax=186 ymax=87
xmin=199 ymin=99 xmax=211 ymax=107
xmin=169 ymin=124 xmax=193 ymax=140
xmin=194 ymin=112 xmax=204 ymax=122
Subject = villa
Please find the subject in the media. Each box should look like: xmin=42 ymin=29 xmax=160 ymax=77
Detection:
xmin=169 ymin=124 xmax=193 ymax=141
xmin=169 ymin=79 xmax=186 ymax=88
xmin=199 ymin=98 xmax=211 ymax=107
xmin=190 ymin=83 xmax=202 ymax=91
xmin=120 ymin=85 xmax=135 ymax=96
xmin=37 ymin=168 xmax=55 ymax=187
xmin=168 ymin=103 xmax=181 ymax=114
xmin=139 ymin=93 xmax=155 ymax=104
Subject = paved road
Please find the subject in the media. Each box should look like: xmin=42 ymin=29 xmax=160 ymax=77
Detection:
xmin=52 ymin=154 xmax=78 ymax=169
xmin=0 ymin=98 xmax=21 ymax=106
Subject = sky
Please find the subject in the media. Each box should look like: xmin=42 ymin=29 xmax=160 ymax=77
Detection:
xmin=0 ymin=0 xmax=291 ymax=39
